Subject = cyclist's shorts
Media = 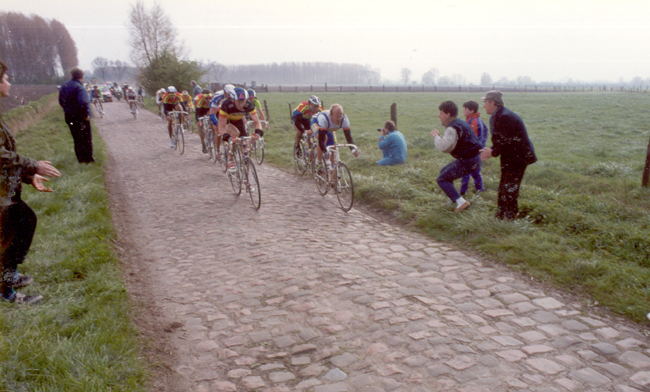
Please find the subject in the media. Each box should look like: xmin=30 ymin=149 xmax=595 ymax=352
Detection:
xmin=293 ymin=117 xmax=310 ymax=132
xmin=196 ymin=107 xmax=209 ymax=122
xmin=228 ymin=119 xmax=248 ymax=137
xmin=163 ymin=103 xmax=176 ymax=115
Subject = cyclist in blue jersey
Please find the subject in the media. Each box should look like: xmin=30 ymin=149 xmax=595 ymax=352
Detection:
xmin=311 ymin=104 xmax=359 ymax=170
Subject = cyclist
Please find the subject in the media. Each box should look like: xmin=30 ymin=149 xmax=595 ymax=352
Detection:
xmin=218 ymin=87 xmax=264 ymax=172
xmin=311 ymin=103 xmax=359 ymax=171
xmin=91 ymin=85 xmax=104 ymax=114
xmin=246 ymin=89 xmax=268 ymax=128
xmin=137 ymin=86 xmax=145 ymax=103
xmin=162 ymin=86 xmax=184 ymax=148
xmin=209 ymin=84 xmax=236 ymax=158
xmin=292 ymin=95 xmax=323 ymax=156
xmin=194 ymin=88 xmax=213 ymax=153
xmin=155 ymin=87 xmax=166 ymax=113
xmin=126 ymin=87 xmax=138 ymax=113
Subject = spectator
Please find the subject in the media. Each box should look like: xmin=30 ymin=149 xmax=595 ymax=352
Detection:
xmin=377 ymin=120 xmax=407 ymax=165
xmin=190 ymin=80 xmax=202 ymax=99
xmin=459 ymin=101 xmax=488 ymax=195
xmin=430 ymin=101 xmax=482 ymax=213
xmin=0 ymin=60 xmax=62 ymax=304
xmin=59 ymin=68 xmax=94 ymax=163
xmin=480 ymin=90 xmax=537 ymax=220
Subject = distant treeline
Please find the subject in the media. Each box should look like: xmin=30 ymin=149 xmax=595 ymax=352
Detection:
xmin=206 ymin=62 xmax=382 ymax=85
xmin=0 ymin=12 xmax=78 ymax=84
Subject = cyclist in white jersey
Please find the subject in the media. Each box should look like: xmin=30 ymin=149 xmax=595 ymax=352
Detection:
xmin=310 ymin=103 xmax=359 ymax=168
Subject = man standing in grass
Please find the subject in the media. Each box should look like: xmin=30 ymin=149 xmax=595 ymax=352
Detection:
xmin=430 ymin=101 xmax=482 ymax=213
xmin=59 ymin=67 xmax=94 ymax=163
xmin=0 ymin=60 xmax=62 ymax=304
xmin=480 ymin=90 xmax=537 ymax=220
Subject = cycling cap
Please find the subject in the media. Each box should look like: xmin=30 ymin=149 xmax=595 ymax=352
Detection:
xmin=167 ymin=86 xmax=177 ymax=93
xmin=224 ymin=84 xmax=236 ymax=99
xmin=182 ymin=90 xmax=189 ymax=95
xmin=309 ymin=95 xmax=321 ymax=105
xmin=247 ymin=89 xmax=256 ymax=98
xmin=233 ymin=87 xmax=248 ymax=101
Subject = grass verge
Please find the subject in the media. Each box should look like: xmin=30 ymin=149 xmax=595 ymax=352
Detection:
xmin=256 ymin=91 xmax=650 ymax=324
xmin=0 ymin=105 xmax=148 ymax=391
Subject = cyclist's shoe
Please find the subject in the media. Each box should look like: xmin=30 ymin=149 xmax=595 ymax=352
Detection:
xmin=13 ymin=273 xmax=33 ymax=289
xmin=169 ymin=139 xmax=175 ymax=149
xmin=227 ymin=161 xmax=236 ymax=173
xmin=2 ymin=291 xmax=43 ymax=305
xmin=202 ymin=142 xmax=208 ymax=154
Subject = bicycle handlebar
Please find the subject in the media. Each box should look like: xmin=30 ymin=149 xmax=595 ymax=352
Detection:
xmin=326 ymin=143 xmax=359 ymax=154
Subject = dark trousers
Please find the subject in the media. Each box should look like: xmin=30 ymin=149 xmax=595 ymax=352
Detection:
xmin=436 ymin=155 xmax=481 ymax=202
xmin=65 ymin=113 xmax=94 ymax=163
xmin=0 ymin=201 xmax=37 ymax=297
xmin=496 ymin=164 xmax=528 ymax=220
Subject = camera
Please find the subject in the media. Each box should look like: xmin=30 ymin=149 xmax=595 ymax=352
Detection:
xmin=376 ymin=128 xmax=382 ymax=132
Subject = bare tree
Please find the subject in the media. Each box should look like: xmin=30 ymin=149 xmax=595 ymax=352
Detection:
xmin=480 ymin=72 xmax=492 ymax=86
xmin=400 ymin=68 xmax=412 ymax=85
xmin=422 ymin=68 xmax=439 ymax=85
xmin=204 ymin=61 xmax=227 ymax=83
xmin=91 ymin=57 xmax=110 ymax=81
xmin=450 ymin=74 xmax=466 ymax=85
xmin=127 ymin=0 xmax=179 ymax=68
xmin=112 ymin=60 xmax=129 ymax=82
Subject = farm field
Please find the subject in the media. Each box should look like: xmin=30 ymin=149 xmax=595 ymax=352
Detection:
xmin=256 ymin=91 xmax=650 ymax=323
xmin=0 ymin=84 xmax=58 ymax=112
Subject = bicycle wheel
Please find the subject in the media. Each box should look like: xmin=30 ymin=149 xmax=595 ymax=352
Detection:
xmin=229 ymin=155 xmax=242 ymax=195
xmin=219 ymin=141 xmax=229 ymax=172
xmin=294 ymin=143 xmax=307 ymax=176
xmin=160 ymin=109 xmax=166 ymax=122
xmin=254 ymin=138 xmax=265 ymax=165
xmin=314 ymin=161 xmax=329 ymax=196
xmin=206 ymin=131 xmax=214 ymax=161
xmin=245 ymin=157 xmax=261 ymax=209
xmin=335 ymin=162 xmax=354 ymax=211
xmin=131 ymin=103 xmax=137 ymax=120
xmin=176 ymin=124 xmax=185 ymax=155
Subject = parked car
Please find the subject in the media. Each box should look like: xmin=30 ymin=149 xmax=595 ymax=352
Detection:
xmin=101 ymin=86 xmax=113 ymax=102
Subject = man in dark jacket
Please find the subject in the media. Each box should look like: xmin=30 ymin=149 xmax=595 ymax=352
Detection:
xmin=59 ymin=68 xmax=94 ymax=163
xmin=480 ymin=90 xmax=537 ymax=220
xmin=430 ymin=101 xmax=482 ymax=213
xmin=0 ymin=60 xmax=61 ymax=304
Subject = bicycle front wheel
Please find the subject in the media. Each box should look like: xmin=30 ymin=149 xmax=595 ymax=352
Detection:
xmin=206 ymin=131 xmax=214 ymax=161
xmin=335 ymin=162 xmax=354 ymax=211
xmin=229 ymin=157 xmax=242 ymax=195
xmin=294 ymin=143 xmax=307 ymax=176
xmin=254 ymin=138 xmax=264 ymax=165
xmin=176 ymin=125 xmax=185 ymax=155
xmin=245 ymin=158 xmax=261 ymax=209
xmin=314 ymin=161 xmax=329 ymax=196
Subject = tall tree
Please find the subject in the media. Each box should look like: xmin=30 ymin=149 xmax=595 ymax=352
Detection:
xmin=422 ymin=68 xmax=439 ymax=85
xmin=127 ymin=0 xmax=180 ymax=69
xmin=400 ymin=68 xmax=411 ymax=85
xmin=50 ymin=19 xmax=78 ymax=74
xmin=92 ymin=57 xmax=110 ymax=81
xmin=138 ymin=51 xmax=204 ymax=95
xmin=480 ymin=72 xmax=492 ymax=86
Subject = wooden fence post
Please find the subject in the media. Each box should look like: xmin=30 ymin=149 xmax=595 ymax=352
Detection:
xmin=325 ymin=83 xmax=328 ymax=92
xmin=263 ymin=100 xmax=270 ymax=122
xmin=643 ymin=134 xmax=650 ymax=187
xmin=390 ymin=103 xmax=397 ymax=126
xmin=288 ymin=103 xmax=292 ymax=121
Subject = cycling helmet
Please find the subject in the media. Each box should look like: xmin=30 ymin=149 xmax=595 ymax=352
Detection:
xmin=309 ymin=95 xmax=321 ymax=105
xmin=182 ymin=90 xmax=189 ymax=95
xmin=224 ymin=84 xmax=236 ymax=99
xmin=233 ymin=87 xmax=248 ymax=101
xmin=167 ymin=86 xmax=177 ymax=93
xmin=202 ymin=88 xmax=211 ymax=94
xmin=247 ymin=89 xmax=256 ymax=98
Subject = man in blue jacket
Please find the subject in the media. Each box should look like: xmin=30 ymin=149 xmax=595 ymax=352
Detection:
xmin=377 ymin=121 xmax=407 ymax=165
xmin=480 ymin=90 xmax=537 ymax=220
xmin=59 ymin=68 xmax=94 ymax=163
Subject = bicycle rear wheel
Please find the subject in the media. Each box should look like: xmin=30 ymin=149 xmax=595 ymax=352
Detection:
xmin=335 ymin=162 xmax=354 ymax=211
xmin=229 ymin=156 xmax=242 ymax=195
xmin=206 ymin=131 xmax=214 ymax=161
xmin=176 ymin=124 xmax=185 ymax=155
xmin=245 ymin=158 xmax=261 ymax=209
xmin=294 ymin=143 xmax=307 ymax=176
xmin=314 ymin=161 xmax=329 ymax=196
xmin=219 ymin=140 xmax=229 ymax=172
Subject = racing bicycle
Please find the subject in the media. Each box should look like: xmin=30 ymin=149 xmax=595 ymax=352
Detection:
xmin=246 ymin=120 xmax=268 ymax=165
xmin=231 ymin=136 xmax=261 ymax=209
xmin=294 ymin=130 xmax=317 ymax=176
xmin=92 ymin=98 xmax=104 ymax=119
xmin=313 ymin=143 xmax=359 ymax=212
xmin=169 ymin=111 xmax=188 ymax=155
xmin=128 ymin=99 xmax=138 ymax=120
xmin=198 ymin=116 xmax=218 ymax=163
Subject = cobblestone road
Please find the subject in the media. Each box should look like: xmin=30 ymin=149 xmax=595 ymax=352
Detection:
xmin=96 ymin=103 xmax=650 ymax=392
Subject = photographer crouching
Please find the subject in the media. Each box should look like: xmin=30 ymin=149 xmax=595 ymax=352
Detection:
xmin=377 ymin=120 xmax=407 ymax=166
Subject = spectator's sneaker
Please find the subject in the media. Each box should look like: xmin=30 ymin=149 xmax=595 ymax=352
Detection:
xmin=2 ymin=292 xmax=43 ymax=305
xmin=13 ymin=273 xmax=33 ymax=289
xmin=454 ymin=201 xmax=470 ymax=213
xmin=227 ymin=161 xmax=236 ymax=173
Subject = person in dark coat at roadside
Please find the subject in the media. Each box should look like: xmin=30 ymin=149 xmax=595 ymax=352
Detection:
xmin=59 ymin=68 xmax=94 ymax=163
xmin=480 ymin=90 xmax=537 ymax=220
xmin=0 ymin=60 xmax=62 ymax=304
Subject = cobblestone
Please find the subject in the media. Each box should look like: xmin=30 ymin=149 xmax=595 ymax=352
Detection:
xmin=99 ymin=105 xmax=650 ymax=391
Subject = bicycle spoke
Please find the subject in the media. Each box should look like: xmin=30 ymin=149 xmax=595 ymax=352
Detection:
xmin=335 ymin=162 xmax=354 ymax=211
xmin=245 ymin=157 xmax=261 ymax=209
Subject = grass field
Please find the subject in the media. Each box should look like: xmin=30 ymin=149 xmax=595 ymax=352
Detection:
xmin=0 ymin=96 xmax=148 ymax=391
xmin=255 ymin=91 xmax=650 ymax=323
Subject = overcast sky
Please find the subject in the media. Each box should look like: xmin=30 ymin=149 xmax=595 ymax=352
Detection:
xmin=5 ymin=0 xmax=650 ymax=84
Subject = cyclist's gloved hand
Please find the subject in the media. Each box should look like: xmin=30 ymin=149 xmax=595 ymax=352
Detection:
xmin=254 ymin=129 xmax=264 ymax=138
xmin=352 ymin=148 xmax=360 ymax=158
